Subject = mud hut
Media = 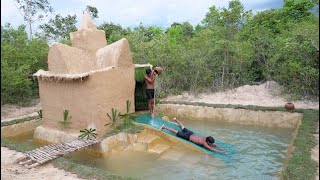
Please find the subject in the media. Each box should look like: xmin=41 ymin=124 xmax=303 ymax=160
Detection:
xmin=33 ymin=12 xmax=135 ymax=141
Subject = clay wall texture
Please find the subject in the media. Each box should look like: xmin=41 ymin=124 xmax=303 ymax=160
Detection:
xmin=35 ymin=12 xmax=135 ymax=136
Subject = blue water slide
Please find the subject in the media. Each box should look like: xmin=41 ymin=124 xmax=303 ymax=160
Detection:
xmin=134 ymin=114 xmax=234 ymax=163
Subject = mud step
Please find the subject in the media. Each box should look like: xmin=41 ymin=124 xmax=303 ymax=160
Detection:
xmin=148 ymin=144 xmax=170 ymax=154
xmin=136 ymin=134 xmax=160 ymax=145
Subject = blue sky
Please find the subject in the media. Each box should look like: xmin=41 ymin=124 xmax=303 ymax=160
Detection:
xmin=1 ymin=0 xmax=283 ymax=30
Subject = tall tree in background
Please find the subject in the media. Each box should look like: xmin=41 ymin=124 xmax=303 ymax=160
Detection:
xmin=39 ymin=5 xmax=99 ymax=43
xmin=86 ymin=5 xmax=99 ymax=19
xmin=97 ymin=21 xmax=134 ymax=44
xmin=170 ymin=22 xmax=194 ymax=37
xmin=202 ymin=0 xmax=252 ymax=89
xmin=14 ymin=0 xmax=53 ymax=39
xmin=39 ymin=14 xmax=77 ymax=43
xmin=1 ymin=24 xmax=48 ymax=104
xmin=1 ymin=0 xmax=318 ymax=104
xmin=283 ymin=0 xmax=316 ymax=21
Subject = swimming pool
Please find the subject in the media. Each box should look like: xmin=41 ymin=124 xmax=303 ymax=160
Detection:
xmin=65 ymin=117 xmax=292 ymax=180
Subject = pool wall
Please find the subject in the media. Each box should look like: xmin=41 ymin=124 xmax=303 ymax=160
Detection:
xmin=1 ymin=119 xmax=42 ymax=137
xmin=158 ymin=104 xmax=302 ymax=129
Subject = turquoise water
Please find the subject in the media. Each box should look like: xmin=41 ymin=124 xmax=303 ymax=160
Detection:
xmin=7 ymin=115 xmax=292 ymax=180
xmin=176 ymin=118 xmax=292 ymax=180
xmin=66 ymin=115 xmax=292 ymax=180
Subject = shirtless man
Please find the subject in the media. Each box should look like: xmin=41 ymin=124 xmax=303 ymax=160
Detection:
xmin=145 ymin=68 xmax=157 ymax=117
xmin=160 ymin=118 xmax=226 ymax=154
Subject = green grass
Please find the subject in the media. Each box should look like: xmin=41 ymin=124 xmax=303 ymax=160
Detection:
xmin=104 ymin=121 xmax=143 ymax=137
xmin=1 ymin=137 xmax=35 ymax=152
xmin=1 ymin=115 xmax=41 ymax=127
xmin=160 ymin=100 xmax=319 ymax=180
xmin=281 ymin=109 xmax=319 ymax=180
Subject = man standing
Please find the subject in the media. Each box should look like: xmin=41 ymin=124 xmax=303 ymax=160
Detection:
xmin=145 ymin=68 xmax=157 ymax=117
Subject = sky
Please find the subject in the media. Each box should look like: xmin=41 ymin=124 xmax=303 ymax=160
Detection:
xmin=1 ymin=0 xmax=283 ymax=31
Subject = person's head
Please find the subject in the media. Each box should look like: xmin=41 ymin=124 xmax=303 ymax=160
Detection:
xmin=146 ymin=68 xmax=152 ymax=76
xmin=206 ymin=136 xmax=215 ymax=146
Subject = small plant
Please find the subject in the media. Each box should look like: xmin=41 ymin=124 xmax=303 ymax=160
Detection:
xmin=78 ymin=128 xmax=97 ymax=140
xmin=105 ymin=108 xmax=120 ymax=127
xmin=60 ymin=109 xmax=72 ymax=128
xmin=120 ymin=100 xmax=133 ymax=126
xmin=35 ymin=110 xmax=43 ymax=122
xmin=37 ymin=110 xmax=43 ymax=119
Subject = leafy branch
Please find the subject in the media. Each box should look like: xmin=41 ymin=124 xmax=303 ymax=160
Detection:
xmin=37 ymin=110 xmax=43 ymax=118
xmin=105 ymin=108 xmax=121 ymax=127
xmin=120 ymin=100 xmax=133 ymax=126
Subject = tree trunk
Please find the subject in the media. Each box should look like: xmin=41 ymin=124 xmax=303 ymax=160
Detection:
xmin=27 ymin=0 xmax=32 ymax=39
xmin=29 ymin=21 xmax=32 ymax=39
xmin=222 ymin=48 xmax=227 ymax=89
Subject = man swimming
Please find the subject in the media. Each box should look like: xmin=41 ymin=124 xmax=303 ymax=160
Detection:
xmin=160 ymin=118 xmax=226 ymax=154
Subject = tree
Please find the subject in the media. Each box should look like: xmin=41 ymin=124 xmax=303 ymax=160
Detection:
xmin=98 ymin=22 xmax=127 ymax=42
xmin=145 ymin=26 xmax=163 ymax=41
xmin=85 ymin=5 xmax=99 ymax=19
xmin=14 ymin=0 xmax=53 ymax=39
xmin=180 ymin=22 xmax=194 ymax=37
xmin=1 ymin=24 xmax=48 ymax=104
xmin=283 ymin=0 xmax=316 ymax=21
xmin=170 ymin=22 xmax=194 ymax=37
xmin=202 ymin=0 xmax=252 ymax=89
xmin=39 ymin=14 xmax=77 ymax=43
xmin=166 ymin=25 xmax=183 ymax=45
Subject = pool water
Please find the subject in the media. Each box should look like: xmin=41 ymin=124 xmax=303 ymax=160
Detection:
xmin=7 ymin=131 xmax=46 ymax=148
xmin=69 ymin=119 xmax=293 ymax=180
xmin=7 ymin=119 xmax=293 ymax=180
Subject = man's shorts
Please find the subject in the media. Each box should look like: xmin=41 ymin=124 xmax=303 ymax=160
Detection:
xmin=146 ymin=89 xmax=155 ymax=99
xmin=177 ymin=128 xmax=194 ymax=140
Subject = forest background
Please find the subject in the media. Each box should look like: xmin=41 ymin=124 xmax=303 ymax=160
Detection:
xmin=1 ymin=0 xmax=319 ymax=105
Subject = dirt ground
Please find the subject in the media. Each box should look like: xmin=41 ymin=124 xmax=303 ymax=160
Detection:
xmin=1 ymin=147 xmax=83 ymax=180
xmin=1 ymin=81 xmax=318 ymax=179
xmin=164 ymin=81 xmax=319 ymax=109
xmin=1 ymin=99 xmax=41 ymax=120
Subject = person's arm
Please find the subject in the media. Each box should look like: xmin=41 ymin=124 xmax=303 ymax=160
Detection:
xmin=212 ymin=143 xmax=226 ymax=151
xmin=145 ymin=72 xmax=155 ymax=83
xmin=204 ymin=142 xmax=225 ymax=154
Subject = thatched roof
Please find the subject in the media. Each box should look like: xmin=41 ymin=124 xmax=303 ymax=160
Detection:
xmin=33 ymin=70 xmax=90 ymax=82
xmin=33 ymin=67 xmax=115 ymax=82
xmin=33 ymin=64 xmax=149 ymax=83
